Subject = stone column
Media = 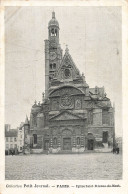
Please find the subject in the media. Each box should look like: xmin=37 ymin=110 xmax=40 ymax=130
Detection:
xmin=81 ymin=133 xmax=84 ymax=147
xmin=44 ymin=40 xmax=50 ymax=99
xmin=58 ymin=135 xmax=61 ymax=151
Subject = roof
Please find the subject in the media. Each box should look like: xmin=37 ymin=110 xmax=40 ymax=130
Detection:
xmin=48 ymin=11 xmax=59 ymax=28
xmin=89 ymin=87 xmax=104 ymax=97
xmin=5 ymin=129 xmax=17 ymax=137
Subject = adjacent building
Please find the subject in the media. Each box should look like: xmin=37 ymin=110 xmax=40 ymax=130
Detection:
xmin=5 ymin=128 xmax=18 ymax=154
xmin=5 ymin=122 xmax=25 ymax=154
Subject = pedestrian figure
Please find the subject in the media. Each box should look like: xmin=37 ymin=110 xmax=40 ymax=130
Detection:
xmin=113 ymin=147 xmax=116 ymax=154
xmin=116 ymin=147 xmax=119 ymax=154
xmin=11 ymin=150 xmax=13 ymax=156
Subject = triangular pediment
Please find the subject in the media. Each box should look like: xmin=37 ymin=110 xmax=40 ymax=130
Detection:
xmin=55 ymin=49 xmax=81 ymax=81
xmin=50 ymin=110 xmax=84 ymax=121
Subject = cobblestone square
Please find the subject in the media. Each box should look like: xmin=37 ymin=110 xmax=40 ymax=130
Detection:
xmin=5 ymin=153 xmax=122 ymax=180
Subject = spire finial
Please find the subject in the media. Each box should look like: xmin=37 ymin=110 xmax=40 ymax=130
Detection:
xmin=65 ymin=45 xmax=69 ymax=53
xmin=52 ymin=11 xmax=55 ymax=19
xmin=25 ymin=115 xmax=29 ymax=125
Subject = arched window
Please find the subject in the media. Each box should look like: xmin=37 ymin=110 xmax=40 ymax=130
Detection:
xmin=77 ymin=137 xmax=80 ymax=145
xmin=55 ymin=29 xmax=57 ymax=36
xmin=53 ymin=63 xmax=56 ymax=69
xmin=51 ymin=28 xmax=55 ymax=36
xmin=50 ymin=64 xmax=52 ymax=69
xmin=53 ymin=137 xmax=57 ymax=145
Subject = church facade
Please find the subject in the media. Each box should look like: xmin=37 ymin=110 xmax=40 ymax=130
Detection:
xmin=24 ymin=12 xmax=115 ymax=154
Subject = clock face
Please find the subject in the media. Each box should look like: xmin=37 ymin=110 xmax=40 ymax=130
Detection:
xmin=50 ymin=52 xmax=57 ymax=60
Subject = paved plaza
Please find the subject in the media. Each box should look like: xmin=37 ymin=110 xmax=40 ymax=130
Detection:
xmin=5 ymin=153 xmax=122 ymax=180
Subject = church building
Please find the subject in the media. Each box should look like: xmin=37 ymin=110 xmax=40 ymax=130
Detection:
xmin=24 ymin=12 xmax=115 ymax=154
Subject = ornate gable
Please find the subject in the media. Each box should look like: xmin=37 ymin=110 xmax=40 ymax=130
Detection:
xmin=56 ymin=48 xmax=81 ymax=81
xmin=50 ymin=110 xmax=84 ymax=121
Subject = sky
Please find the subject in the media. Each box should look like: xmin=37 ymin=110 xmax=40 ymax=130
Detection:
xmin=5 ymin=6 xmax=122 ymax=136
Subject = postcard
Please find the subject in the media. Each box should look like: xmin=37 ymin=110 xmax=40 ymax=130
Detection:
xmin=0 ymin=1 xmax=128 ymax=194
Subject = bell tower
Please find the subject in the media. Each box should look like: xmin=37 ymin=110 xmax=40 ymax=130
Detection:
xmin=45 ymin=11 xmax=62 ymax=99
xmin=48 ymin=11 xmax=59 ymax=45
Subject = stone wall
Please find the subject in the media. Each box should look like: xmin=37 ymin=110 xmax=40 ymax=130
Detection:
xmin=93 ymin=109 xmax=102 ymax=125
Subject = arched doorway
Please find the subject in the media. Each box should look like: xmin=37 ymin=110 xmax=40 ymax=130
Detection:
xmin=44 ymin=140 xmax=49 ymax=150
xmin=44 ymin=135 xmax=50 ymax=150
xmin=87 ymin=133 xmax=95 ymax=150
xmin=88 ymin=139 xmax=94 ymax=150
xmin=62 ymin=129 xmax=72 ymax=150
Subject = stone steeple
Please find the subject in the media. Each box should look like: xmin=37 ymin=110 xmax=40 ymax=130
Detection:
xmin=24 ymin=115 xmax=29 ymax=125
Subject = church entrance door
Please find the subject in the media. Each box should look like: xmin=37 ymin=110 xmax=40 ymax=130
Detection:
xmin=103 ymin=131 xmax=108 ymax=143
xmin=63 ymin=138 xmax=71 ymax=150
xmin=88 ymin=139 xmax=94 ymax=150
xmin=44 ymin=140 xmax=49 ymax=150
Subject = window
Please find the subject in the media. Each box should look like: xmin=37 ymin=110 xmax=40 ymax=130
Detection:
xmin=6 ymin=144 xmax=9 ymax=149
xmin=88 ymin=110 xmax=93 ymax=124
xmin=33 ymin=134 xmax=37 ymax=144
xmin=10 ymin=137 xmax=13 ymax=142
xmin=33 ymin=116 xmax=37 ymax=127
xmin=20 ymin=140 xmax=22 ymax=145
xmin=6 ymin=137 xmax=8 ymax=142
xmin=53 ymin=137 xmax=57 ymax=145
xmin=102 ymin=109 xmax=110 ymax=125
xmin=53 ymin=63 xmax=56 ymax=69
xmin=51 ymin=28 xmax=54 ymax=36
xmin=95 ymin=87 xmax=98 ymax=94
xmin=20 ymin=147 xmax=22 ymax=151
xmin=50 ymin=64 xmax=52 ymax=69
xmin=75 ymin=99 xmax=81 ymax=110
xmin=51 ymin=28 xmax=57 ymax=37
xmin=103 ymin=131 xmax=108 ymax=143
xmin=10 ymin=144 xmax=13 ymax=148
xmin=55 ymin=29 xmax=57 ymax=36
xmin=14 ymin=144 xmax=17 ymax=148
xmin=20 ymin=135 xmax=22 ymax=139
xmin=14 ymin=137 xmax=17 ymax=142
xmin=77 ymin=137 xmax=80 ymax=145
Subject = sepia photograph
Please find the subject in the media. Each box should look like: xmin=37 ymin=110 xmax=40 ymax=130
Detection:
xmin=4 ymin=6 xmax=122 ymax=180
